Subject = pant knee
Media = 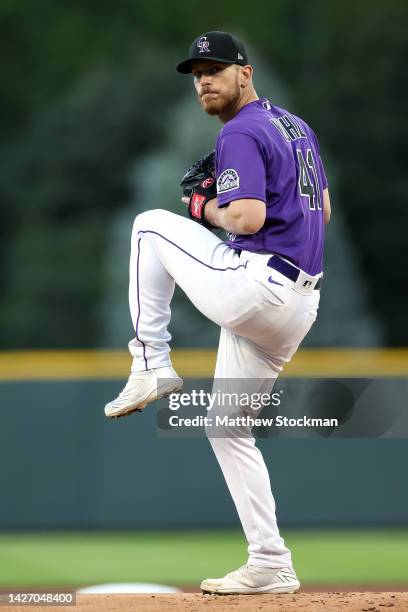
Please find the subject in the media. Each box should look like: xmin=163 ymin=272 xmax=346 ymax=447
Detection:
xmin=133 ymin=209 xmax=172 ymax=233
xmin=205 ymin=425 xmax=255 ymax=447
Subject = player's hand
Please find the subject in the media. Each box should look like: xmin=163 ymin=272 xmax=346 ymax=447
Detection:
xmin=180 ymin=151 xmax=215 ymax=197
xmin=181 ymin=192 xmax=217 ymax=229
xmin=180 ymin=151 xmax=217 ymax=228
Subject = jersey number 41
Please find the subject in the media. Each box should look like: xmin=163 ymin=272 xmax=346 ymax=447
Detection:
xmin=297 ymin=148 xmax=322 ymax=211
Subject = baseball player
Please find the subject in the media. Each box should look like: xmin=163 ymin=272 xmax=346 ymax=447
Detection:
xmin=105 ymin=31 xmax=330 ymax=595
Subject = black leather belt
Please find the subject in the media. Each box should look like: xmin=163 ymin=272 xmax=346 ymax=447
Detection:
xmin=267 ymin=255 xmax=322 ymax=290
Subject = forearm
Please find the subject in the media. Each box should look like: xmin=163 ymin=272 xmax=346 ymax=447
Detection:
xmin=204 ymin=198 xmax=235 ymax=231
xmin=323 ymin=188 xmax=331 ymax=224
xmin=204 ymin=197 xmax=265 ymax=235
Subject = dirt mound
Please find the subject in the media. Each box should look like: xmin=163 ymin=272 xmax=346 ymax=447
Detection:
xmin=50 ymin=592 xmax=407 ymax=611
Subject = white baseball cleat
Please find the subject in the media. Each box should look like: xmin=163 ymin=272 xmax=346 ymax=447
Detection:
xmin=200 ymin=564 xmax=300 ymax=595
xmin=104 ymin=366 xmax=183 ymax=418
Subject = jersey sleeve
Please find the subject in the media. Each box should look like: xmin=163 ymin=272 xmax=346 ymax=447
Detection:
xmin=316 ymin=149 xmax=328 ymax=190
xmin=310 ymin=129 xmax=328 ymax=189
xmin=215 ymin=131 xmax=266 ymax=207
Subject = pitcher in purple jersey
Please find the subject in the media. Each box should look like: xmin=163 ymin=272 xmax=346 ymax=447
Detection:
xmin=104 ymin=31 xmax=331 ymax=596
xmin=178 ymin=31 xmax=330 ymax=276
xmin=215 ymin=100 xmax=328 ymax=275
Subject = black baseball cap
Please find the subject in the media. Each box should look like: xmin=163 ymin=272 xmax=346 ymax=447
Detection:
xmin=176 ymin=31 xmax=249 ymax=74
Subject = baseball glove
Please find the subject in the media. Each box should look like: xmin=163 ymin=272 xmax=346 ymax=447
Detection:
xmin=180 ymin=151 xmax=216 ymax=228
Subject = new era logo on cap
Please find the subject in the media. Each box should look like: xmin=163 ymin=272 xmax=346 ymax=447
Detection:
xmin=176 ymin=31 xmax=249 ymax=74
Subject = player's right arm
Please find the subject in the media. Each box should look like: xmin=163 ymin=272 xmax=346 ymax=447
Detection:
xmin=323 ymin=188 xmax=331 ymax=224
xmin=309 ymin=127 xmax=330 ymax=224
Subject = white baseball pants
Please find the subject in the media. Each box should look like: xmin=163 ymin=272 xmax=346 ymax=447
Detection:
xmin=128 ymin=209 xmax=320 ymax=568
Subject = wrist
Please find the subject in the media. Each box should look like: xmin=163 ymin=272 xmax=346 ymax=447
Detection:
xmin=203 ymin=197 xmax=220 ymax=227
xmin=188 ymin=193 xmax=217 ymax=229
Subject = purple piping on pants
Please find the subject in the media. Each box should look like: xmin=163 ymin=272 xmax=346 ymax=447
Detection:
xmin=135 ymin=236 xmax=148 ymax=370
xmin=138 ymin=230 xmax=248 ymax=272
xmin=134 ymin=229 xmax=248 ymax=372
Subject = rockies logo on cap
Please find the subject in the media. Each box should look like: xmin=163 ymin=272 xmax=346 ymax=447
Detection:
xmin=176 ymin=31 xmax=249 ymax=74
xmin=197 ymin=36 xmax=210 ymax=53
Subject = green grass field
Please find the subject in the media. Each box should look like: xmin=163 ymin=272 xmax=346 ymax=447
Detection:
xmin=0 ymin=530 xmax=407 ymax=587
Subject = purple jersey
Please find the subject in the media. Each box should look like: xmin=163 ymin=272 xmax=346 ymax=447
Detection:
xmin=215 ymin=98 xmax=328 ymax=275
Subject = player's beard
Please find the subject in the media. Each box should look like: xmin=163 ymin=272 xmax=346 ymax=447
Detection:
xmin=199 ymin=81 xmax=241 ymax=117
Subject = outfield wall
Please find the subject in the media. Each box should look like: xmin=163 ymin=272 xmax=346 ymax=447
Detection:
xmin=0 ymin=350 xmax=407 ymax=529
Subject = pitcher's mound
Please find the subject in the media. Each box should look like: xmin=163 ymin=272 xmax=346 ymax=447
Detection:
xmin=73 ymin=591 xmax=406 ymax=611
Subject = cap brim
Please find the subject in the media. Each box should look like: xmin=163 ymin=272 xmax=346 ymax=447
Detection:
xmin=176 ymin=56 xmax=239 ymax=74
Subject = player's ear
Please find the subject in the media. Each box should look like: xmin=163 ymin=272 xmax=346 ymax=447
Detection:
xmin=239 ymin=65 xmax=253 ymax=88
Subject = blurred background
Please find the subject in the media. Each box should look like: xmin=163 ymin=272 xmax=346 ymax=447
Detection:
xmin=0 ymin=0 xmax=407 ymax=591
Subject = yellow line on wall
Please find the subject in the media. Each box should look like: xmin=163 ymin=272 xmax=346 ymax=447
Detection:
xmin=0 ymin=349 xmax=407 ymax=381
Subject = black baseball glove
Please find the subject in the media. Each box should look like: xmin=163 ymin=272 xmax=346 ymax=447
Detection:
xmin=180 ymin=151 xmax=217 ymax=228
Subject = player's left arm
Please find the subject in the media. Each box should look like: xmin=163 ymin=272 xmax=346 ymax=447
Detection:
xmin=206 ymin=131 xmax=267 ymax=234
xmin=206 ymin=186 xmax=330 ymax=232
xmin=204 ymin=197 xmax=266 ymax=234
